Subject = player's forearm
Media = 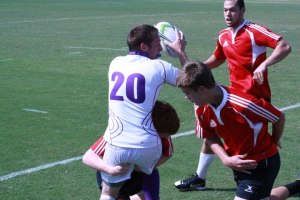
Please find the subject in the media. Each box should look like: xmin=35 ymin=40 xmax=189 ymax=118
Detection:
xmin=209 ymin=142 xmax=231 ymax=165
xmin=155 ymin=155 xmax=170 ymax=168
xmin=82 ymin=149 xmax=111 ymax=173
xmin=178 ymin=51 xmax=189 ymax=67
xmin=272 ymin=112 xmax=285 ymax=147
xmin=203 ymin=55 xmax=225 ymax=69
xmin=206 ymin=136 xmax=230 ymax=165
xmin=265 ymin=39 xmax=291 ymax=67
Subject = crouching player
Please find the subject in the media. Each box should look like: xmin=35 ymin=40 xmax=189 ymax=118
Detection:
xmin=82 ymin=100 xmax=180 ymax=200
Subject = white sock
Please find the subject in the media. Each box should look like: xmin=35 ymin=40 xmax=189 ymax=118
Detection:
xmin=196 ymin=152 xmax=215 ymax=179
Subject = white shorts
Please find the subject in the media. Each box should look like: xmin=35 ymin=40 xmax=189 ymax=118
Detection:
xmin=101 ymin=143 xmax=162 ymax=184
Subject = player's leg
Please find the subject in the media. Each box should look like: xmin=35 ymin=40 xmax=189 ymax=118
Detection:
xmin=130 ymin=193 xmax=145 ymax=200
xmin=196 ymin=140 xmax=215 ymax=180
xmin=270 ymin=173 xmax=300 ymax=199
xmin=174 ymin=139 xmax=214 ymax=191
xmin=101 ymin=144 xmax=161 ymax=199
xmin=100 ymin=144 xmax=134 ymax=199
xmin=270 ymin=186 xmax=289 ymax=200
xmin=234 ymin=153 xmax=280 ymax=200
xmin=142 ymin=168 xmax=160 ymax=200
xmin=96 ymin=171 xmax=103 ymax=191
xmin=100 ymin=182 xmax=122 ymax=200
xmin=118 ymin=171 xmax=143 ymax=199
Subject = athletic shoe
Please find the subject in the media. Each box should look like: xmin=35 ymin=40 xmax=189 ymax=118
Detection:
xmin=174 ymin=174 xmax=206 ymax=191
xmin=296 ymin=173 xmax=300 ymax=181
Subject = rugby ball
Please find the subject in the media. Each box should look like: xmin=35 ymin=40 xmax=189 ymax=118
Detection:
xmin=155 ymin=22 xmax=178 ymax=58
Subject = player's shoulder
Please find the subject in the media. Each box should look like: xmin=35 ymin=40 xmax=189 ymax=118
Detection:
xmin=195 ymin=104 xmax=211 ymax=115
xmin=245 ymin=21 xmax=263 ymax=28
xmin=227 ymin=86 xmax=259 ymax=105
xmin=244 ymin=21 xmax=272 ymax=33
xmin=152 ymin=58 xmax=172 ymax=66
xmin=218 ymin=27 xmax=230 ymax=35
xmin=110 ymin=55 xmax=127 ymax=65
xmin=151 ymin=58 xmax=178 ymax=71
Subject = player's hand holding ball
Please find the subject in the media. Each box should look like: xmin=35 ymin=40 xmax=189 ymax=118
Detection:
xmin=155 ymin=22 xmax=186 ymax=58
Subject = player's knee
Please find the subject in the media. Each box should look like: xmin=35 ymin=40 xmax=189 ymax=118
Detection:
xmin=99 ymin=194 xmax=115 ymax=200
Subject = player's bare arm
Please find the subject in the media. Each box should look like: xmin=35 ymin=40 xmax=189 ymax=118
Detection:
xmin=82 ymin=149 xmax=130 ymax=176
xmin=155 ymin=155 xmax=170 ymax=168
xmin=165 ymin=30 xmax=189 ymax=66
xmin=203 ymin=54 xmax=226 ymax=69
xmin=206 ymin=134 xmax=257 ymax=174
xmin=271 ymin=112 xmax=285 ymax=148
xmin=253 ymin=38 xmax=291 ymax=85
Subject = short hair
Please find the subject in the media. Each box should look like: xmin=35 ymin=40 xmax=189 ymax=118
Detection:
xmin=127 ymin=24 xmax=158 ymax=51
xmin=176 ymin=61 xmax=216 ymax=90
xmin=152 ymin=101 xmax=180 ymax=135
xmin=236 ymin=0 xmax=245 ymax=9
xmin=224 ymin=0 xmax=245 ymax=9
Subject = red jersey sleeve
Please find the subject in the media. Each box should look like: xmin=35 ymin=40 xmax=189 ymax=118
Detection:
xmin=227 ymin=87 xmax=282 ymax=123
xmin=90 ymin=136 xmax=107 ymax=157
xmin=213 ymin=34 xmax=227 ymax=60
xmin=195 ymin=105 xmax=216 ymax=139
xmin=249 ymin=23 xmax=281 ymax=49
xmin=161 ymin=136 xmax=173 ymax=157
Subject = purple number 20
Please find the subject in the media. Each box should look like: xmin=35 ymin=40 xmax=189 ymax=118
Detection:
xmin=110 ymin=72 xmax=146 ymax=103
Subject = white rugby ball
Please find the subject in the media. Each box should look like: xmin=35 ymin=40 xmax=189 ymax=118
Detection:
xmin=155 ymin=22 xmax=178 ymax=58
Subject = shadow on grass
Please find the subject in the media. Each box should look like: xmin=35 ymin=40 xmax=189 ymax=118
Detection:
xmin=205 ymin=188 xmax=236 ymax=192
xmin=178 ymin=187 xmax=236 ymax=192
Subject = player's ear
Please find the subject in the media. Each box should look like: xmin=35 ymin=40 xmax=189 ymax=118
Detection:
xmin=140 ymin=43 xmax=147 ymax=52
xmin=197 ymin=86 xmax=205 ymax=93
xmin=241 ymin=7 xmax=245 ymax=15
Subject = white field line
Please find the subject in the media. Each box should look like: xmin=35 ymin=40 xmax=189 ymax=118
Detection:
xmin=69 ymin=52 xmax=83 ymax=55
xmin=0 ymin=59 xmax=13 ymax=62
xmin=279 ymin=103 xmax=300 ymax=111
xmin=0 ymin=12 xmax=207 ymax=25
xmin=0 ymin=2 xmax=298 ymax=25
xmin=1 ymin=103 xmax=300 ymax=182
xmin=0 ymin=157 xmax=82 ymax=181
xmin=21 ymin=109 xmax=48 ymax=114
xmin=69 ymin=46 xmax=127 ymax=51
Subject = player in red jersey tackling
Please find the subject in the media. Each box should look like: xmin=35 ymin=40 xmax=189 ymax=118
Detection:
xmin=175 ymin=0 xmax=291 ymax=191
xmin=177 ymin=61 xmax=286 ymax=199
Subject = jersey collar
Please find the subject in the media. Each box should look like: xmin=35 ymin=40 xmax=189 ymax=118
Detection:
xmin=128 ymin=51 xmax=161 ymax=59
xmin=128 ymin=50 xmax=150 ymax=58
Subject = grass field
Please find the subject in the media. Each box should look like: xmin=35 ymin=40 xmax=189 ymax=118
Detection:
xmin=1 ymin=0 xmax=300 ymax=199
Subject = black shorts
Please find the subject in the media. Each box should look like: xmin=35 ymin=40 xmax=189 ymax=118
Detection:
xmin=96 ymin=170 xmax=143 ymax=199
xmin=118 ymin=170 xmax=143 ymax=197
xmin=233 ymin=153 xmax=280 ymax=200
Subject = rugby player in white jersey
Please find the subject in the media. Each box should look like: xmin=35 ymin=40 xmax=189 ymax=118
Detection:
xmin=100 ymin=24 xmax=188 ymax=200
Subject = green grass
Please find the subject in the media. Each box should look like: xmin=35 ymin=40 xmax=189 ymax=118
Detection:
xmin=0 ymin=0 xmax=299 ymax=199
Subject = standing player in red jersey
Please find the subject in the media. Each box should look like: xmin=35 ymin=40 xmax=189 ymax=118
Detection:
xmin=177 ymin=61 xmax=286 ymax=199
xmin=174 ymin=0 xmax=291 ymax=191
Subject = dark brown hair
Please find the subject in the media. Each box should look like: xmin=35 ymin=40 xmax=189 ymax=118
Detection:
xmin=152 ymin=101 xmax=180 ymax=135
xmin=127 ymin=24 xmax=158 ymax=51
xmin=176 ymin=61 xmax=216 ymax=90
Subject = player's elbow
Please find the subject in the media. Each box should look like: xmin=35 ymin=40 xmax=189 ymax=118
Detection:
xmin=82 ymin=153 xmax=88 ymax=165
xmin=280 ymin=39 xmax=292 ymax=55
xmin=274 ymin=112 xmax=285 ymax=129
xmin=82 ymin=150 xmax=91 ymax=166
xmin=285 ymin=42 xmax=292 ymax=54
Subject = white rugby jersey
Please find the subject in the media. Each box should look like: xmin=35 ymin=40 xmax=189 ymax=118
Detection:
xmin=104 ymin=54 xmax=179 ymax=148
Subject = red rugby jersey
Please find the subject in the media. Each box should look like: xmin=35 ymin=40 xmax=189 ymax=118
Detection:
xmin=214 ymin=20 xmax=281 ymax=99
xmin=195 ymin=85 xmax=282 ymax=162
